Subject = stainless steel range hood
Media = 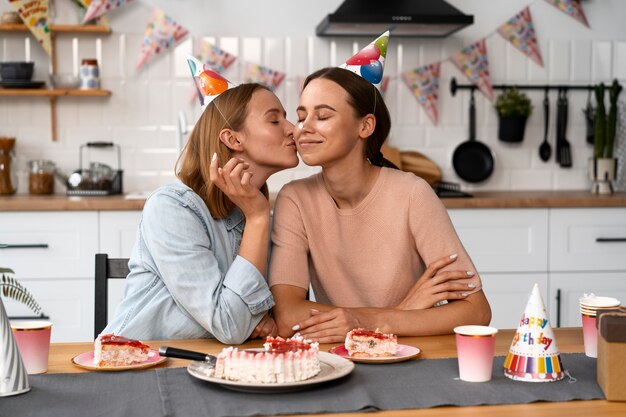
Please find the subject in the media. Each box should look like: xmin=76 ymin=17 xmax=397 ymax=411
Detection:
xmin=316 ymin=0 xmax=474 ymax=38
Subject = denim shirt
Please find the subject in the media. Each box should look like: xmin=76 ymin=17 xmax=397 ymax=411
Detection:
xmin=103 ymin=181 xmax=274 ymax=344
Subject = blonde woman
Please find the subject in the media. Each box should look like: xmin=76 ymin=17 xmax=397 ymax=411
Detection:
xmin=104 ymin=83 xmax=298 ymax=342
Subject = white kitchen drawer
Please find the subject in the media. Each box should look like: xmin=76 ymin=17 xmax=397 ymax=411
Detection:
xmin=4 ymin=278 xmax=94 ymax=342
xmin=550 ymin=208 xmax=626 ymax=272
xmin=480 ymin=272 xmax=549 ymax=331
xmin=99 ymin=211 xmax=142 ymax=257
xmin=448 ymin=209 xmax=549 ymax=273
xmin=0 ymin=212 xmax=98 ymax=279
xmin=549 ymin=272 xmax=626 ymax=328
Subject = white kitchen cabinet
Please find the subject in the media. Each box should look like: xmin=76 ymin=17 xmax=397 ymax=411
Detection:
xmin=549 ymin=272 xmax=626 ymax=327
xmin=1 ymin=212 xmax=98 ymax=342
xmin=448 ymin=209 xmax=549 ymax=273
xmin=549 ymin=208 xmax=626 ymax=272
xmin=480 ymin=272 xmax=549 ymax=330
xmin=0 ymin=212 xmax=98 ymax=279
xmin=4 ymin=279 xmax=94 ymax=343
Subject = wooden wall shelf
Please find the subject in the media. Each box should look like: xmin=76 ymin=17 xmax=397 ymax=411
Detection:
xmin=0 ymin=24 xmax=111 ymax=34
xmin=0 ymin=89 xmax=111 ymax=97
xmin=0 ymin=24 xmax=112 ymax=141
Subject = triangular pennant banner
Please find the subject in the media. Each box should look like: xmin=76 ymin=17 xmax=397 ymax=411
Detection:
xmin=402 ymin=62 xmax=441 ymax=125
xmin=83 ymin=0 xmax=131 ymax=24
xmin=243 ymin=62 xmax=286 ymax=92
xmin=544 ymin=0 xmax=589 ymax=28
xmin=504 ymin=283 xmax=566 ymax=382
xmin=339 ymin=31 xmax=389 ymax=87
xmin=195 ymin=40 xmax=237 ymax=73
xmin=8 ymin=0 xmax=52 ymax=56
xmin=498 ymin=7 xmax=544 ymax=67
xmin=136 ymin=8 xmax=188 ymax=70
xmin=450 ymin=39 xmax=494 ymax=100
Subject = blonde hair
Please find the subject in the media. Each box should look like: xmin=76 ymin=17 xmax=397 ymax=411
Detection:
xmin=176 ymin=83 xmax=270 ymax=219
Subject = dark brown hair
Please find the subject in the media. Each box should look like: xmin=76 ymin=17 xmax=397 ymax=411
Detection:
xmin=176 ymin=83 xmax=270 ymax=219
xmin=303 ymin=67 xmax=397 ymax=168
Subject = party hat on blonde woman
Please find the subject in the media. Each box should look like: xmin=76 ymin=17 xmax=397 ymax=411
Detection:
xmin=504 ymin=283 xmax=565 ymax=382
xmin=339 ymin=31 xmax=389 ymax=87
xmin=186 ymin=56 xmax=236 ymax=108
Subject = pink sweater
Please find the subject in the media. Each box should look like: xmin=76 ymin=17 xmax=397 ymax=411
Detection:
xmin=269 ymin=168 xmax=480 ymax=308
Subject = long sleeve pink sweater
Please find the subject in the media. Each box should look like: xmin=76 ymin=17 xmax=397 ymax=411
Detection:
xmin=269 ymin=168 xmax=481 ymax=308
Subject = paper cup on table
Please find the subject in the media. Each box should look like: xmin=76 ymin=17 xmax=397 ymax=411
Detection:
xmin=11 ymin=321 xmax=52 ymax=374
xmin=504 ymin=283 xmax=565 ymax=382
xmin=454 ymin=325 xmax=498 ymax=382
xmin=579 ymin=294 xmax=620 ymax=358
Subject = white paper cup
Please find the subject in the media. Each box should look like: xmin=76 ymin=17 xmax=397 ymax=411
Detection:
xmin=11 ymin=321 xmax=52 ymax=374
xmin=454 ymin=325 xmax=498 ymax=382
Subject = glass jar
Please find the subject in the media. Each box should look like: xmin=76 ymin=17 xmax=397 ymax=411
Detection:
xmin=0 ymin=137 xmax=17 ymax=195
xmin=28 ymin=160 xmax=56 ymax=195
xmin=79 ymin=58 xmax=100 ymax=90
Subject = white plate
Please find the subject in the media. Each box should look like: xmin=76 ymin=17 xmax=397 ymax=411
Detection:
xmin=187 ymin=351 xmax=354 ymax=393
xmin=72 ymin=349 xmax=167 ymax=371
xmin=329 ymin=344 xmax=421 ymax=363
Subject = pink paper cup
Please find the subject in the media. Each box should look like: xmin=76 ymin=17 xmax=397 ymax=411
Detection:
xmin=11 ymin=321 xmax=52 ymax=374
xmin=454 ymin=325 xmax=498 ymax=382
xmin=581 ymin=314 xmax=598 ymax=358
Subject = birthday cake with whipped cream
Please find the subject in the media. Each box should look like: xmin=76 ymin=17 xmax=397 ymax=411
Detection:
xmin=212 ymin=334 xmax=321 ymax=383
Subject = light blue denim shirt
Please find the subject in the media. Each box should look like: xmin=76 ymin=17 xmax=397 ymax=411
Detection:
xmin=103 ymin=181 xmax=274 ymax=344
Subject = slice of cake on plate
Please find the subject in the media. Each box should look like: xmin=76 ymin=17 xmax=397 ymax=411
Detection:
xmin=212 ymin=334 xmax=321 ymax=383
xmin=345 ymin=328 xmax=398 ymax=357
xmin=93 ymin=333 xmax=150 ymax=367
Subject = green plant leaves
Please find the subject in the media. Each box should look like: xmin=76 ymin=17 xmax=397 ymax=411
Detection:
xmin=495 ymin=88 xmax=533 ymax=117
xmin=1 ymin=271 xmax=42 ymax=315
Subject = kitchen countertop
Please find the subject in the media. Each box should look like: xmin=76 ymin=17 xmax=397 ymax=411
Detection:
xmin=1 ymin=190 xmax=626 ymax=211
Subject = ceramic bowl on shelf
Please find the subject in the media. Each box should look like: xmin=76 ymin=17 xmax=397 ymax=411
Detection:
xmin=0 ymin=62 xmax=34 ymax=81
xmin=49 ymin=74 xmax=80 ymax=90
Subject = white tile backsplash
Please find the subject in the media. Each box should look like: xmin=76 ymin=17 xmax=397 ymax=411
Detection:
xmin=1 ymin=1 xmax=625 ymax=196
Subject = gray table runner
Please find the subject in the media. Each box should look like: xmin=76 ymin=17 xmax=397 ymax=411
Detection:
xmin=0 ymin=354 xmax=604 ymax=417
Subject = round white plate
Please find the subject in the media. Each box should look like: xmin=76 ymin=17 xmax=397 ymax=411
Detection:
xmin=187 ymin=351 xmax=354 ymax=393
xmin=72 ymin=349 xmax=166 ymax=371
xmin=329 ymin=344 xmax=421 ymax=363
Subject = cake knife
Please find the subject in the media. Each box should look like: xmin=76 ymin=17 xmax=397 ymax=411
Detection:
xmin=159 ymin=346 xmax=217 ymax=367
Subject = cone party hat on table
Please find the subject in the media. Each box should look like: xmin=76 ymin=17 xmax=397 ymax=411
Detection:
xmin=0 ymin=297 xmax=30 ymax=397
xmin=186 ymin=56 xmax=236 ymax=109
xmin=504 ymin=283 xmax=565 ymax=382
xmin=339 ymin=31 xmax=389 ymax=87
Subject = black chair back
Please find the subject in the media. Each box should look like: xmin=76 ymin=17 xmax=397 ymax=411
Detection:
xmin=94 ymin=254 xmax=129 ymax=339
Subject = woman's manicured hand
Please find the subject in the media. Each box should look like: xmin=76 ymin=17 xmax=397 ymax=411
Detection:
xmin=292 ymin=308 xmax=361 ymax=344
xmin=250 ymin=314 xmax=278 ymax=339
xmin=210 ymin=153 xmax=270 ymax=220
xmin=397 ymin=254 xmax=480 ymax=310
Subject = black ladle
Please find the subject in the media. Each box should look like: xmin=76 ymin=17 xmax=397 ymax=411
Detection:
xmin=539 ymin=89 xmax=551 ymax=161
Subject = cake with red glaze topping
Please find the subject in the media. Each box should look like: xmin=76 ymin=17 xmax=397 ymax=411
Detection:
xmin=212 ymin=334 xmax=320 ymax=383
xmin=345 ymin=328 xmax=397 ymax=357
xmin=93 ymin=333 xmax=150 ymax=366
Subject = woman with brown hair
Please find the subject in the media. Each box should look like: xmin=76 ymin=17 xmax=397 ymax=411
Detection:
xmin=103 ymin=83 xmax=298 ymax=342
xmin=269 ymin=67 xmax=491 ymax=343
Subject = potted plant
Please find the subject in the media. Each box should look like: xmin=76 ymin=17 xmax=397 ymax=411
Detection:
xmin=589 ymin=81 xmax=623 ymax=195
xmin=495 ymin=88 xmax=533 ymax=143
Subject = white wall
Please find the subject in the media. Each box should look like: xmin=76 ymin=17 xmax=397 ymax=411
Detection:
xmin=1 ymin=0 xmax=625 ymax=194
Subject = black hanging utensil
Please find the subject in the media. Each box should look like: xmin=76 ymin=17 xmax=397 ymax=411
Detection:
xmin=583 ymin=89 xmax=595 ymax=145
xmin=559 ymin=88 xmax=572 ymax=167
xmin=539 ymin=88 xmax=551 ymax=162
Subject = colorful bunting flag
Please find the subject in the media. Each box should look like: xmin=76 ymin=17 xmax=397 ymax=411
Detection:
xmin=243 ymin=62 xmax=286 ymax=92
xmin=402 ymin=63 xmax=441 ymax=125
xmin=498 ymin=7 xmax=543 ymax=67
xmin=195 ymin=40 xmax=237 ymax=73
xmin=544 ymin=0 xmax=589 ymax=28
xmin=83 ymin=0 xmax=131 ymax=24
xmin=450 ymin=39 xmax=494 ymax=100
xmin=136 ymin=8 xmax=189 ymax=70
xmin=8 ymin=0 xmax=52 ymax=56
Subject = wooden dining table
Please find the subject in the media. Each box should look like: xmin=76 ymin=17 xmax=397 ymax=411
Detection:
xmin=45 ymin=327 xmax=625 ymax=417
